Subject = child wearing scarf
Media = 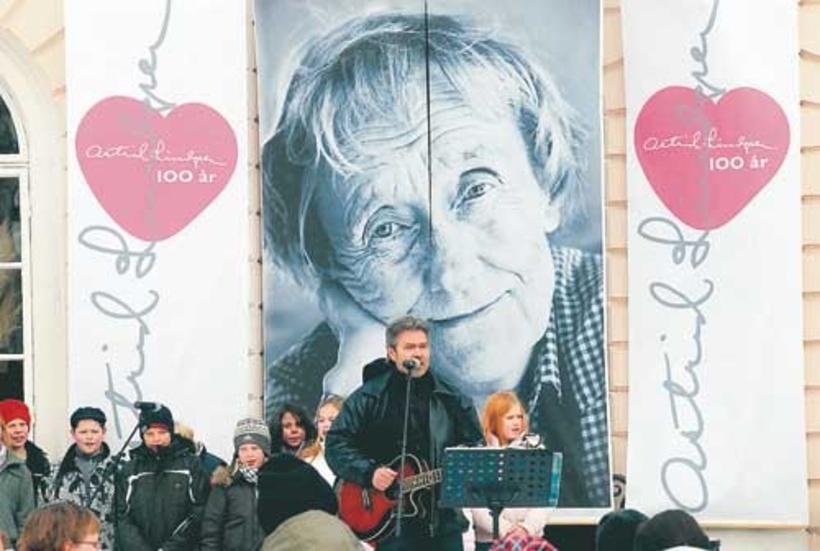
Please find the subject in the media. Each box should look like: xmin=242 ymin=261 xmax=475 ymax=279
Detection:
xmin=200 ymin=418 xmax=271 ymax=551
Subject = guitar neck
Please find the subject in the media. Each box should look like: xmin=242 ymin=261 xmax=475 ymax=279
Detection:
xmin=402 ymin=468 xmax=442 ymax=494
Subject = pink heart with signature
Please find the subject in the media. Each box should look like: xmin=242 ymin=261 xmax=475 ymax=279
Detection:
xmin=76 ymin=96 xmax=238 ymax=241
xmin=634 ymin=86 xmax=789 ymax=230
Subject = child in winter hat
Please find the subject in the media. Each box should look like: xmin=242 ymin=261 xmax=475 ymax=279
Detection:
xmin=233 ymin=418 xmax=271 ymax=456
xmin=137 ymin=404 xmax=174 ymax=442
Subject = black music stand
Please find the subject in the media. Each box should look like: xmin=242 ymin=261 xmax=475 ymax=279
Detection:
xmin=440 ymin=447 xmax=562 ymax=540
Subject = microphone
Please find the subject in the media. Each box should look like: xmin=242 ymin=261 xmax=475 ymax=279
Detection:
xmin=396 ymin=356 xmax=419 ymax=536
xmin=133 ymin=401 xmax=163 ymax=412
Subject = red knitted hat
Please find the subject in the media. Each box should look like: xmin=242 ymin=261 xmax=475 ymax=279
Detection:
xmin=0 ymin=399 xmax=31 ymax=426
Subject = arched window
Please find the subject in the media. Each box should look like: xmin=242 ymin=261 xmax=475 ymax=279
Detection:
xmin=0 ymin=91 xmax=28 ymax=400
xmin=0 ymin=29 xmax=65 ymax=450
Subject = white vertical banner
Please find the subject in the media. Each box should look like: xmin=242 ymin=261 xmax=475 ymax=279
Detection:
xmin=66 ymin=0 xmax=248 ymax=459
xmin=622 ymin=0 xmax=807 ymax=522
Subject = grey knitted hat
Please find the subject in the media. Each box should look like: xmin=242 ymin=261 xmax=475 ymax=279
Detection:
xmin=233 ymin=417 xmax=272 ymax=456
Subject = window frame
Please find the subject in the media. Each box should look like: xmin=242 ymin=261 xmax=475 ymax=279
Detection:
xmin=0 ymin=93 xmax=32 ymax=405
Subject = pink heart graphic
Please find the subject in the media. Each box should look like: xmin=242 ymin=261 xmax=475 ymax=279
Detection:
xmin=634 ymin=86 xmax=789 ymax=230
xmin=76 ymin=96 xmax=238 ymax=241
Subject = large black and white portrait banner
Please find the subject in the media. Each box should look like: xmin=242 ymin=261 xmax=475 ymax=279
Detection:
xmin=255 ymin=0 xmax=610 ymax=510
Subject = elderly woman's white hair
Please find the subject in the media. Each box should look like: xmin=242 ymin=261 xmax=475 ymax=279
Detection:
xmin=262 ymin=12 xmax=587 ymax=286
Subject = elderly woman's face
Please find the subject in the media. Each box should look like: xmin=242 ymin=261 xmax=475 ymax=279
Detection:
xmin=314 ymin=89 xmax=557 ymax=390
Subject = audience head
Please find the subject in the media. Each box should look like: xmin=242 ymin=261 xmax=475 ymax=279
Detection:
xmin=595 ymin=508 xmax=649 ymax=551
xmin=0 ymin=398 xmax=31 ymax=452
xmin=256 ymin=452 xmax=337 ymax=534
xmin=270 ymin=403 xmax=316 ymax=454
xmin=138 ymin=403 xmax=174 ymax=451
xmin=300 ymin=396 xmax=344 ymax=461
xmin=68 ymin=407 xmax=107 ymax=456
xmin=234 ymin=417 xmax=272 ymax=469
xmin=634 ymin=509 xmax=711 ymax=551
xmin=481 ymin=390 xmax=528 ymax=446
xmin=315 ymin=396 xmax=343 ymax=443
xmin=17 ymin=501 xmax=101 ymax=551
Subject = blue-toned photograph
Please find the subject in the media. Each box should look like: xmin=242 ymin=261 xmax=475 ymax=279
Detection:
xmin=254 ymin=0 xmax=609 ymax=509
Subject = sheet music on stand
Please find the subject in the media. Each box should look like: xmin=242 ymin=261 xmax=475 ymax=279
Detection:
xmin=440 ymin=447 xmax=562 ymax=539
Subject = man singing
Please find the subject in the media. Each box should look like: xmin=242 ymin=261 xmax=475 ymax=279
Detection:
xmin=326 ymin=315 xmax=483 ymax=550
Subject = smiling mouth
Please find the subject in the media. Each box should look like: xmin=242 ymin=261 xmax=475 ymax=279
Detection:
xmin=431 ymin=292 xmax=509 ymax=327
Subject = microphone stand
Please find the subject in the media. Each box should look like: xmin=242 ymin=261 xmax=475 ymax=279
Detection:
xmin=394 ymin=366 xmax=415 ymax=537
xmin=86 ymin=412 xmax=141 ymax=548
xmin=87 ymin=419 xmax=140 ymax=504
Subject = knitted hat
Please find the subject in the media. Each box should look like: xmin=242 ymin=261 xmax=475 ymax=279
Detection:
xmin=70 ymin=407 xmax=107 ymax=429
xmin=596 ymin=508 xmax=649 ymax=551
xmin=234 ymin=417 xmax=272 ymax=456
xmin=0 ymin=399 xmax=31 ymax=426
xmin=257 ymin=452 xmax=337 ymax=535
xmin=634 ymin=509 xmax=711 ymax=551
xmin=138 ymin=404 xmax=174 ymax=436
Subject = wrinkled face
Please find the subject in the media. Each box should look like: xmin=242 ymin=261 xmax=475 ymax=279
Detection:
xmin=238 ymin=443 xmax=266 ymax=469
xmin=5 ymin=419 xmax=29 ymax=451
xmin=72 ymin=420 xmax=106 ymax=456
xmin=499 ymin=405 xmax=526 ymax=446
xmin=313 ymin=84 xmax=556 ymax=391
xmin=316 ymin=404 xmax=340 ymax=442
xmin=387 ymin=329 xmax=430 ymax=378
xmin=280 ymin=412 xmax=306 ymax=450
xmin=143 ymin=427 xmax=171 ymax=451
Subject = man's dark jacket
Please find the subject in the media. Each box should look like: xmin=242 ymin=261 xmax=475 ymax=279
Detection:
xmin=114 ymin=435 xmax=209 ymax=551
xmin=326 ymin=358 xmax=483 ymax=537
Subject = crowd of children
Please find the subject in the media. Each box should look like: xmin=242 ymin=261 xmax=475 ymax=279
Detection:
xmin=0 ymin=397 xmax=353 ymax=550
xmin=0 ymin=394 xmax=716 ymax=550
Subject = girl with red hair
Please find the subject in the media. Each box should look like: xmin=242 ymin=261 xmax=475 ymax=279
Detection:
xmin=469 ymin=391 xmax=552 ymax=551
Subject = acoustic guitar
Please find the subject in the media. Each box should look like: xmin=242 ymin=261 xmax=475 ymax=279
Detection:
xmin=336 ymin=453 xmax=442 ymax=543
